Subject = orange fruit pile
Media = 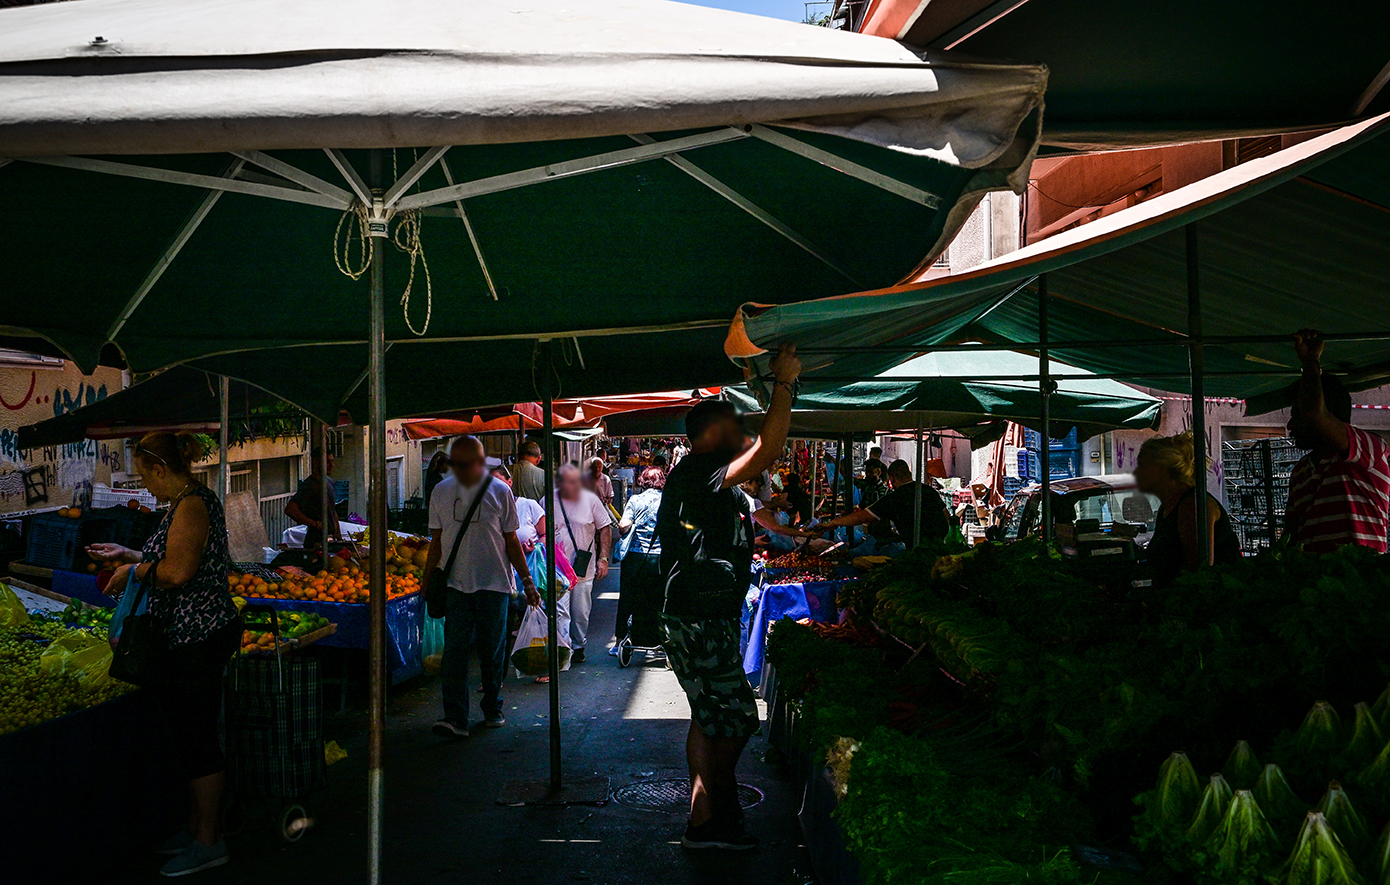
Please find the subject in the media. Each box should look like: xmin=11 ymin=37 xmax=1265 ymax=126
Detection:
xmin=229 ymin=564 xmax=419 ymax=604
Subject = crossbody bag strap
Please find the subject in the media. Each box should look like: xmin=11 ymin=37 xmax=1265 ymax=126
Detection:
xmin=442 ymin=476 xmax=493 ymax=578
xmin=558 ymin=495 xmax=586 ymax=552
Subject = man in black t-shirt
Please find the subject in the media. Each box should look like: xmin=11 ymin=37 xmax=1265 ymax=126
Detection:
xmin=657 ymin=343 xmax=801 ymax=851
xmin=811 ymin=459 xmax=950 ymax=548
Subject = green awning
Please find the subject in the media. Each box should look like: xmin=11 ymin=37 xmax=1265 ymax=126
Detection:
xmin=729 ymin=114 xmax=1390 ymax=407
xmin=912 ymin=0 xmax=1390 ymax=152
xmin=727 ymin=348 xmax=1160 ymax=440
xmin=15 ymin=365 xmax=300 ymax=448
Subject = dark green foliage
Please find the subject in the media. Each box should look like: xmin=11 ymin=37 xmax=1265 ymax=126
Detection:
xmin=833 ymin=727 xmax=1101 ymax=885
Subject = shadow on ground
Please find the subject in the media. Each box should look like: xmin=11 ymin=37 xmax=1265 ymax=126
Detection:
xmin=111 ymin=568 xmax=814 ymax=884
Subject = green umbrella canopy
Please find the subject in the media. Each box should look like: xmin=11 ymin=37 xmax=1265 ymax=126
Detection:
xmin=726 ymin=348 xmax=1160 ymax=440
xmin=0 ymin=0 xmax=1046 ymax=400
xmin=905 ymin=0 xmax=1390 ymax=152
xmin=729 ymin=113 xmax=1390 ymax=406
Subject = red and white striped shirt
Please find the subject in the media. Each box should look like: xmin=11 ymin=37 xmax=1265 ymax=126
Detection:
xmin=1286 ymin=426 xmax=1390 ymax=553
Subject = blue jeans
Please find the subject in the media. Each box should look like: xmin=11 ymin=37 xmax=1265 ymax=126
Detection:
xmin=443 ymin=589 xmax=511 ymax=722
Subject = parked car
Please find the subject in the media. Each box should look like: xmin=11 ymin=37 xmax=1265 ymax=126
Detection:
xmin=991 ymin=475 xmax=1162 ymax=586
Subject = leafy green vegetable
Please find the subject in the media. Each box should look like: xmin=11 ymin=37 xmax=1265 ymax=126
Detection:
xmin=1342 ymin=704 xmax=1386 ymax=772
xmin=832 ymin=727 xmax=1099 ymax=885
xmin=1191 ymin=789 xmax=1280 ymax=884
xmin=1315 ymin=781 xmax=1372 ymax=862
xmin=1278 ymin=811 xmax=1367 ymax=885
xmin=1365 ymin=823 xmax=1390 ymax=885
xmin=1223 ymin=741 xmax=1263 ymax=791
xmin=1255 ymin=764 xmax=1310 ymax=838
xmin=1371 ymin=684 xmax=1390 ymax=734
xmin=1296 ymin=702 xmax=1345 ymax=761
xmin=1135 ymin=752 xmax=1203 ymax=853
xmin=1187 ymin=773 xmax=1236 ymax=847
xmin=1352 ymin=731 xmax=1390 ymax=816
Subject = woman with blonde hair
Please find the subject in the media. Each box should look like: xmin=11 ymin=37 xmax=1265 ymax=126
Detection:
xmin=87 ymin=431 xmax=239 ymax=876
xmin=1134 ymin=431 xmax=1242 ymax=587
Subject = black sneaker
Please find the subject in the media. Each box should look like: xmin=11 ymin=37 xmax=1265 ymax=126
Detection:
xmin=571 ymin=648 xmax=586 ymax=664
xmin=681 ymin=819 xmax=759 ymax=851
xmin=431 ymin=719 xmax=470 ymax=739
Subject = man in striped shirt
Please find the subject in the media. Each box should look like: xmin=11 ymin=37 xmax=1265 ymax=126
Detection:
xmin=1284 ymin=330 xmax=1390 ymax=553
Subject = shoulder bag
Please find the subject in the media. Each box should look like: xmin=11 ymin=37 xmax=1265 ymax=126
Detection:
xmin=108 ymin=560 xmax=168 ymax=687
xmin=558 ymin=495 xmax=594 ymax=578
xmin=427 ymin=476 xmax=493 ymax=619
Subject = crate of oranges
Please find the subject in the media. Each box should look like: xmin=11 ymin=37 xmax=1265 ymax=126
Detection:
xmin=228 ymin=559 xmax=421 ymax=604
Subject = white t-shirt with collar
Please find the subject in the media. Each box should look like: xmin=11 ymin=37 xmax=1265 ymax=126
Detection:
xmin=552 ymin=489 xmax=611 ymax=580
xmin=428 ymin=475 xmax=519 ymax=594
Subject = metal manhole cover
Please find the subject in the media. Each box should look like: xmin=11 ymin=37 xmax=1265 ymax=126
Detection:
xmin=612 ymin=778 xmax=763 ymax=812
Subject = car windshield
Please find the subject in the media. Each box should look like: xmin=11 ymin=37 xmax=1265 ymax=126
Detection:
xmin=1072 ymin=489 xmax=1159 ymax=532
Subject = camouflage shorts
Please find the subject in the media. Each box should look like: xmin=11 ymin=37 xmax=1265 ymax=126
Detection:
xmin=659 ymin=614 xmax=760 ymax=739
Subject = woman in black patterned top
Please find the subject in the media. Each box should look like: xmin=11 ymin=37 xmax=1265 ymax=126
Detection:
xmin=88 ymin=431 xmax=239 ymax=876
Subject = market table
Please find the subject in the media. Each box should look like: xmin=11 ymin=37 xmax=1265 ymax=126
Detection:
xmin=242 ymin=591 xmax=423 ymax=682
xmin=0 ymin=689 xmax=184 ymax=874
xmin=743 ymin=575 xmax=854 ymax=681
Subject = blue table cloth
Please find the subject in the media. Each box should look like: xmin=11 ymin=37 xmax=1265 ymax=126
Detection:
xmin=244 ymin=590 xmax=423 ymax=682
xmin=743 ymin=577 xmax=851 ymax=679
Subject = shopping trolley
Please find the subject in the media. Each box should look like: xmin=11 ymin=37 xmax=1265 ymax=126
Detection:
xmin=223 ymin=605 xmax=326 ymax=842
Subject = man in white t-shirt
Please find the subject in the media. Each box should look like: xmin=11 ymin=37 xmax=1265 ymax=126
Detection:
xmin=553 ymin=463 xmax=612 ymax=663
xmin=426 ymin=436 xmax=540 ymax=739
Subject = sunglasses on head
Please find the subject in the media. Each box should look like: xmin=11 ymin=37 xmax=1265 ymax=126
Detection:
xmin=134 ymin=445 xmax=168 ymax=467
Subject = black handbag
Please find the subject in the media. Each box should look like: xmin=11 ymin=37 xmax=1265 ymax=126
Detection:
xmin=108 ymin=561 xmax=168 ymax=687
xmin=558 ymin=495 xmax=594 ymax=578
xmin=427 ymin=476 xmax=493 ymax=619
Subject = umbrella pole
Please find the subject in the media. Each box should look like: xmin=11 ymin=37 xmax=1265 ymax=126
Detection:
xmin=366 ymin=152 xmax=389 ymax=885
xmin=913 ymin=423 xmax=924 ymax=548
xmin=1186 ymin=224 xmax=1211 ymax=563
xmin=217 ymin=375 xmax=230 ymax=500
xmin=541 ymin=341 xmax=562 ymax=791
xmin=1039 ymin=274 xmax=1052 ymax=544
xmin=843 ymin=434 xmax=855 ymax=547
xmin=320 ymin=423 xmax=331 ymax=567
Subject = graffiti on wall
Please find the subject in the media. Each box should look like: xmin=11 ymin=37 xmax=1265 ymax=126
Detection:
xmin=0 ymin=368 xmax=122 ymax=513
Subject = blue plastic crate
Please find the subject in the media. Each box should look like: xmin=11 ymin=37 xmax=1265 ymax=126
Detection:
xmin=25 ymin=513 xmax=117 ymax=571
xmin=87 ymin=506 xmax=161 ymax=551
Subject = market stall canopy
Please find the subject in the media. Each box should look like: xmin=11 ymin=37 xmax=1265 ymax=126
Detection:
xmin=855 ymin=0 xmax=1390 ymax=152
xmin=0 ymin=0 xmax=1046 ymax=416
xmin=728 ymin=113 xmax=1390 ymax=408
xmin=724 ymin=348 xmax=1160 ymax=440
xmin=16 ymin=366 xmax=303 ymax=449
xmin=401 ymin=391 xmax=713 ymax=440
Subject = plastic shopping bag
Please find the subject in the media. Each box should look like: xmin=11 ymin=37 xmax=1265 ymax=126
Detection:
xmin=422 ymin=615 xmax=445 ymax=675
xmin=510 ymin=604 xmax=570 ymax=677
xmin=0 ymin=582 xmax=30 ymax=629
xmin=40 ymin=629 xmax=117 ymax=691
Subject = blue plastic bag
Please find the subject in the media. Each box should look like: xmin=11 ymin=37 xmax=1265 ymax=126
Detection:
xmin=107 ymin=580 xmax=148 ymax=648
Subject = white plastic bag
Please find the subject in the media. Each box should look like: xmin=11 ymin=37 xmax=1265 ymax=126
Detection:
xmin=511 ymin=604 xmax=570 ymax=677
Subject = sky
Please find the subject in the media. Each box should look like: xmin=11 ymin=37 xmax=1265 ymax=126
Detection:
xmin=680 ymin=0 xmax=821 ymax=24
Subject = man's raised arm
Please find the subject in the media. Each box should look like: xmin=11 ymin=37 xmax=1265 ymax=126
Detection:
xmin=723 ymin=343 xmax=801 ymax=489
